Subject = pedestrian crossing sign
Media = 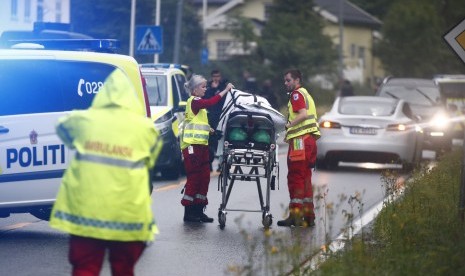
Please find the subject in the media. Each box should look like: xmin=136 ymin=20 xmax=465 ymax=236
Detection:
xmin=444 ymin=17 xmax=465 ymax=65
xmin=136 ymin=25 xmax=163 ymax=55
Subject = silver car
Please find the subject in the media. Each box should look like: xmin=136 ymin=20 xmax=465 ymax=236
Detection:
xmin=316 ymin=96 xmax=423 ymax=170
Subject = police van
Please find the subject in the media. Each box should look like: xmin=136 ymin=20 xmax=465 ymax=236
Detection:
xmin=0 ymin=39 xmax=152 ymax=220
xmin=140 ymin=63 xmax=191 ymax=179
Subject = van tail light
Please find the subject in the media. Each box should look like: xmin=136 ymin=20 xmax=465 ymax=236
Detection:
xmin=140 ymin=69 xmax=151 ymax=118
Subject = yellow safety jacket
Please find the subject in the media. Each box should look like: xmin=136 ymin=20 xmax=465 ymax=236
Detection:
xmin=181 ymin=96 xmax=210 ymax=150
xmin=50 ymin=69 xmax=162 ymax=242
xmin=286 ymin=87 xmax=320 ymax=141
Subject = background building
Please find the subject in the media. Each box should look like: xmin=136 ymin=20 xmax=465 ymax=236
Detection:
xmin=191 ymin=0 xmax=384 ymax=86
xmin=0 ymin=0 xmax=70 ymax=35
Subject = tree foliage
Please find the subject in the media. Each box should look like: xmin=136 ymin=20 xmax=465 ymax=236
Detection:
xmin=70 ymin=0 xmax=202 ymax=66
xmin=362 ymin=0 xmax=465 ymax=77
xmin=260 ymin=0 xmax=337 ymax=79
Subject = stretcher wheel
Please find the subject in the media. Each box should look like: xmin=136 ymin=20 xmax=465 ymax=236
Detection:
xmin=218 ymin=211 xmax=226 ymax=229
xmin=262 ymin=213 xmax=272 ymax=229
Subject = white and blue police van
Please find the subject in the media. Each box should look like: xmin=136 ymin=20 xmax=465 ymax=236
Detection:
xmin=0 ymin=39 xmax=151 ymax=220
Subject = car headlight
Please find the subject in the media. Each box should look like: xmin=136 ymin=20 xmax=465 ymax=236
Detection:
xmin=154 ymin=112 xmax=173 ymax=136
xmin=429 ymin=112 xmax=449 ymax=130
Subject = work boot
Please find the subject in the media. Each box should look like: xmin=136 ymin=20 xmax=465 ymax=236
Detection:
xmin=277 ymin=213 xmax=296 ymax=227
xmin=277 ymin=208 xmax=303 ymax=227
xmin=196 ymin=205 xmax=214 ymax=223
xmin=183 ymin=205 xmax=201 ymax=223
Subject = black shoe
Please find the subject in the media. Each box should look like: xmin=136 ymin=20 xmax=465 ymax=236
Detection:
xmin=196 ymin=205 xmax=214 ymax=223
xmin=277 ymin=214 xmax=296 ymax=227
xmin=183 ymin=206 xmax=201 ymax=223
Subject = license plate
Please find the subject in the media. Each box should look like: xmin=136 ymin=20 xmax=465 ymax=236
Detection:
xmin=350 ymin=127 xmax=377 ymax=135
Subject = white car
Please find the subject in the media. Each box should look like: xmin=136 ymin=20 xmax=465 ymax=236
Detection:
xmin=316 ymin=96 xmax=423 ymax=170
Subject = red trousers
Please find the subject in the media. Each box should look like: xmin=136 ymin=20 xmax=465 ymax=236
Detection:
xmin=181 ymin=145 xmax=211 ymax=206
xmin=287 ymin=134 xmax=317 ymax=219
xmin=69 ymin=235 xmax=145 ymax=276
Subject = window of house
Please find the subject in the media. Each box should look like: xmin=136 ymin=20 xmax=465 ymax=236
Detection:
xmin=11 ymin=0 xmax=18 ymax=20
xmin=55 ymin=0 xmax=62 ymax=22
xmin=350 ymin=44 xmax=356 ymax=58
xmin=37 ymin=0 xmax=44 ymax=22
xmin=24 ymin=0 xmax=31 ymax=21
xmin=264 ymin=4 xmax=273 ymax=21
xmin=216 ymin=40 xmax=232 ymax=61
xmin=358 ymin=46 xmax=366 ymax=68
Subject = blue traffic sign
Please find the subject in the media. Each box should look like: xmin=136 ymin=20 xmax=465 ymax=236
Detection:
xmin=136 ymin=25 xmax=163 ymax=55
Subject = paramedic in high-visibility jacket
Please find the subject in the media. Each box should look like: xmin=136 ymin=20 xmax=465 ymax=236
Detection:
xmin=49 ymin=68 xmax=162 ymax=276
xmin=181 ymin=74 xmax=234 ymax=223
xmin=277 ymin=69 xmax=320 ymax=228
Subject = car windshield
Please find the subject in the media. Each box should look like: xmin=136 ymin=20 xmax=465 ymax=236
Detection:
xmin=379 ymin=85 xmax=440 ymax=106
xmin=145 ymin=75 xmax=168 ymax=106
xmin=339 ymin=100 xmax=396 ymax=116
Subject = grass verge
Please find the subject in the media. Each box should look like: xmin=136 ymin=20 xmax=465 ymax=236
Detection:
xmin=316 ymin=149 xmax=465 ymax=275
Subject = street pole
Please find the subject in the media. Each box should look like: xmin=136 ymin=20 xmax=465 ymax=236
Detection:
xmin=129 ymin=0 xmax=136 ymax=57
xmin=460 ymin=129 xmax=465 ymax=222
xmin=338 ymin=0 xmax=344 ymax=81
xmin=173 ymin=0 xmax=184 ymax=64
xmin=154 ymin=0 xmax=160 ymax=63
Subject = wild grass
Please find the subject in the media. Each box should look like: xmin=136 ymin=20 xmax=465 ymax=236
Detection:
xmin=317 ymin=149 xmax=465 ymax=275
xmin=225 ymin=149 xmax=465 ymax=275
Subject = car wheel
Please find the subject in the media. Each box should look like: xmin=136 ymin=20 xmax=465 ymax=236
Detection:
xmin=30 ymin=208 xmax=52 ymax=221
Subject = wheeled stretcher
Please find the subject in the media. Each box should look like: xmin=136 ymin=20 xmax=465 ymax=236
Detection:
xmin=217 ymin=109 xmax=280 ymax=229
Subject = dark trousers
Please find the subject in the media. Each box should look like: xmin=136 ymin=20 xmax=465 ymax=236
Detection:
xmin=69 ymin=235 xmax=145 ymax=276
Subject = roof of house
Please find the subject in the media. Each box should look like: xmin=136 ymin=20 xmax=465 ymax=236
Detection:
xmin=313 ymin=0 xmax=382 ymax=29
xmin=190 ymin=0 xmax=382 ymax=29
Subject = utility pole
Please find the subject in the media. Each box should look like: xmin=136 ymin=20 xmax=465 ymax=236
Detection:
xmin=338 ymin=0 xmax=344 ymax=81
xmin=173 ymin=0 xmax=184 ymax=63
xmin=129 ymin=0 xmax=136 ymax=57
xmin=154 ymin=0 xmax=160 ymax=63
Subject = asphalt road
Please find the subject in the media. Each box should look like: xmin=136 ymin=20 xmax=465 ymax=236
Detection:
xmin=0 ymin=143 xmax=400 ymax=275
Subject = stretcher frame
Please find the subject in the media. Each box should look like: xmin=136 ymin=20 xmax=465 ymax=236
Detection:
xmin=217 ymin=109 xmax=280 ymax=229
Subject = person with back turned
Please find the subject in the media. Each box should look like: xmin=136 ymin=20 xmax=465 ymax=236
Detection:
xmin=49 ymin=69 xmax=162 ymax=276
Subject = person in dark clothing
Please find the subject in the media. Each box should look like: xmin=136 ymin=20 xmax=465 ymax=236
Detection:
xmin=204 ymin=70 xmax=228 ymax=171
xmin=242 ymin=70 xmax=258 ymax=93
xmin=339 ymin=79 xmax=355 ymax=97
xmin=259 ymin=79 xmax=278 ymax=109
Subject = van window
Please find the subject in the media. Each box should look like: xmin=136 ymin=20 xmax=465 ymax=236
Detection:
xmin=175 ymin=74 xmax=189 ymax=101
xmin=145 ymin=75 xmax=168 ymax=106
xmin=0 ymin=60 xmax=117 ymax=116
xmin=0 ymin=60 xmax=63 ymax=116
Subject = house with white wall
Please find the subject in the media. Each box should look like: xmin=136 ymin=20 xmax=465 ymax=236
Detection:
xmin=0 ymin=0 xmax=70 ymax=35
xmin=190 ymin=0 xmax=384 ymax=86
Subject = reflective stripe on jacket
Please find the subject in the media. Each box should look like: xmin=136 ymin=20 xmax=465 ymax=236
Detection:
xmin=50 ymin=69 xmax=162 ymax=242
xmin=286 ymin=87 xmax=320 ymax=140
xmin=181 ymin=96 xmax=210 ymax=150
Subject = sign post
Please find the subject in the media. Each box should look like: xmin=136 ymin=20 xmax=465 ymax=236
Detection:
xmin=135 ymin=25 xmax=163 ymax=55
xmin=443 ymin=17 xmax=465 ymax=222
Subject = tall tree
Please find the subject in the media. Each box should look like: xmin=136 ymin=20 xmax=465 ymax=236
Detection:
xmin=259 ymin=0 xmax=337 ymax=78
xmin=377 ymin=0 xmax=465 ymax=77
xmin=70 ymin=0 xmax=202 ymax=66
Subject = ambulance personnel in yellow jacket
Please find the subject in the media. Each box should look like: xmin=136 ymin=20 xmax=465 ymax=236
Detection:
xmin=181 ymin=74 xmax=234 ymax=223
xmin=278 ymin=69 xmax=320 ymax=228
xmin=50 ymin=68 xmax=162 ymax=276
